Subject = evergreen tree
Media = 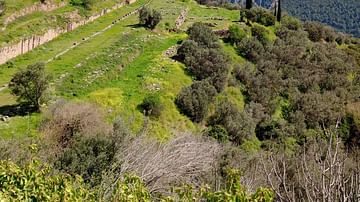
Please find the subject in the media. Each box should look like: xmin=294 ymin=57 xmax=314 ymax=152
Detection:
xmin=277 ymin=0 xmax=281 ymax=22
xmin=246 ymin=0 xmax=252 ymax=9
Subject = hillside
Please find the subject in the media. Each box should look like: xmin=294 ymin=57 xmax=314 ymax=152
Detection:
xmin=228 ymin=0 xmax=360 ymax=37
xmin=0 ymin=0 xmax=359 ymax=201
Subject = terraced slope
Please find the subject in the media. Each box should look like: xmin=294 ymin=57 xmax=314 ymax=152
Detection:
xmin=0 ymin=0 xmax=239 ymax=138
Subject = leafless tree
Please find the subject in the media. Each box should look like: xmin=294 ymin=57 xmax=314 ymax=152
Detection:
xmin=100 ymin=133 xmax=221 ymax=198
xmin=41 ymin=99 xmax=111 ymax=152
xmin=260 ymin=131 xmax=360 ymax=201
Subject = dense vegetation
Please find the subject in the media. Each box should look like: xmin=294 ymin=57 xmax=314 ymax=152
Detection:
xmin=0 ymin=0 xmax=360 ymax=201
xmin=202 ymin=0 xmax=360 ymax=37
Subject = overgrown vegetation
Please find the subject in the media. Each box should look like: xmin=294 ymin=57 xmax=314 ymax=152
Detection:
xmin=139 ymin=6 xmax=162 ymax=29
xmin=9 ymin=63 xmax=50 ymax=110
xmin=0 ymin=0 xmax=360 ymax=201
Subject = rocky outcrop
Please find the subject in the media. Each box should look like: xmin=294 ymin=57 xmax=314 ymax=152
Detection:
xmin=0 ymin=0 xmax=138 ymax=65
xmin=3 ymin=1 xmax=67 ymax=28
xmin=175 ymin=8 xmax=188 ymax=29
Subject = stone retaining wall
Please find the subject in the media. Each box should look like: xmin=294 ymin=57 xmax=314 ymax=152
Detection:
xmin=0 ymin=0 xmax=137 ymax=65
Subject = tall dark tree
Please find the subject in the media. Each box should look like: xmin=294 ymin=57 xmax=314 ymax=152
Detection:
xmin=246 ymin=0 xmax=252 ymax=9
xmin=277 ymin=0 xmax=282 ymax=22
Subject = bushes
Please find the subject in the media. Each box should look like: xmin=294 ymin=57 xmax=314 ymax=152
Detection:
xmin=209 ymin=101 xmax=256 ymax=145
xmin=228 ymin=24 xmax=248 ymax=45
xmin=70 ymin=0 xmax=94 ymax=9
xmin=0 ymin=160 xmax=95 ymax=201
xmin=186 ymin=48 xmax=229 ymax=81
xmin=41 ymin=100 xmax=110 ymax=150
xmin=236 ymin=37 xmax=265 ymax=62
xmin=177 ymin=23 xmax=230 ymax=92
xmin=176 ymin=80 xmax=217 ymax=123
xmin=281 ymin=16 xmax=302 ymax=31
xmin=205 ymin=125 xmax=229 ymax=143
xmin=251 ymin=24 xmax=270 ymax=45
xmin=139 ymin=6 xmax=162 ymax=29
xmin=240 ymin=8 xmax=275 ymax=27
xmin=186 ymin=22 xmax=218 ymax=48
xmin=303 ymin=21 xmax=326 ymax=42
xmin=55 ymin=135 xmax=116 ymax=187
xmin=139 ymin=94 xmax=163 ymax=118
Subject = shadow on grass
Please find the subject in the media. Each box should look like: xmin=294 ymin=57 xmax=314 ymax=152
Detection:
xmin=126 ymin=23 xmax=144 ymax=28
xmin=0 ymin=104 xmax=37 ymax=117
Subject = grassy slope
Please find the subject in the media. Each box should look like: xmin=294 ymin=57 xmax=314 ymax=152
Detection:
xmin=0 ymin=0 xmax=249 ymax=139
xmin=0 ymin=0 xmax=125 ymax=46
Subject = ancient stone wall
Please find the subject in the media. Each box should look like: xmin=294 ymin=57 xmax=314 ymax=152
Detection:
xmin=3 ymin=1 xmax=67 ymax=28
xmin=0 ymin=0 xmax=137 ymax=65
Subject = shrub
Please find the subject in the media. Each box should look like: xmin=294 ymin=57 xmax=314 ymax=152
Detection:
xmin=187 ymin=22 xmax=218 ymax=48
xmin=281 ymin=16 xmax=302 ymax=31
xmin=240 ymin=8 xmax=275 ymax=27
xmin=139 ymin=6 xmax=162 ymax=29
xmin=41 ymin=100 xmax=110 ymax=150
xmin=236 ymin=37 xmax=264 ymax=62
xmin=185 ymin=48 xmax=229 ymax=81
xmin=228 ymin=24 xmax=248 ymax=45
xmin=55 ymin=135 xmax=116 ymax=187
xmin=208 ymin=100 xmax=256 ymax=145
xmin=303 ymin=21 xmax=325 ymax=42
xmin=177 ymin=40 xmax=199 ymax=62
xmin=205 ymin=125 xmax=229 ymax=143
xmin=0 ymin=160 xmax=95 ymax=201
xmin=251 ymin=24 xmax=270 ymax=45
xmin=139 ymin=94 xmax=163 ymax=118
xmin=176 ymin=80 xmax=217 ymax=123
xmin=70 ymin=0 xmax=94 ymax=9
xmin=9 ymin=62 xmax=50 ymax=110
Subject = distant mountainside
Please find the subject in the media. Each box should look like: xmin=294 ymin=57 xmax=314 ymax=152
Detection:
xmin=229 ymin=0 xmax=360 ymax=37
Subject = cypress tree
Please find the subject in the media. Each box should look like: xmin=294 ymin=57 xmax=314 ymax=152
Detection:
xmin=246 ymin=0 xmax=252 ymax=9
xmin=277 ymin=0 xmax=281 ymax=22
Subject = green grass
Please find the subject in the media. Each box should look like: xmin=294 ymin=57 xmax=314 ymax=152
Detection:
xmin=0 ymin=0 xmax=241 ymax=138
xmin=0 ymin=0 xmax=132 ymax=46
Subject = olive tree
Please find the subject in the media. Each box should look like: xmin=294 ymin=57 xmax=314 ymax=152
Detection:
xmin=9 ymin=63 xmax=50 ymax=110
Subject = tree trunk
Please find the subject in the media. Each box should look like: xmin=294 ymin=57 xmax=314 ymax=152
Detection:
xmin=277 ymin=0 xmax=281 ymax=22
xmin=246 ymin=0 xmax=252 ymax=9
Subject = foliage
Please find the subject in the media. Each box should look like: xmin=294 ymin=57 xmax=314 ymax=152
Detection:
xmin=169 ymin=169 xmax=274 ymax=201
xmin=176 ymin=80 xmax=217 ymax=123
xmin=251 ymin=24 xmax=270 ymax=45
xmin=236 ymin=37 xmax=264 ymax=62
xmin=186 ymin=22 xmax=219 ymax=48
xmin=70 ymin=0 xmax=94 ymax=9
xmin=0 ymin=160 xmax=95 ymax=201
xmin=240 ymin=8 xmax=275 ymax=26
xmin=139 ymin=94 xmax=163 ymax=118
xmin=9 ymin=62 xmax=50 ymax=110
xmin=204 ymin=125 xmax=229 ymax=143
xmin=178 ymin=23 xmax=230 ymax=93
xmin=139 ymin=6 xmax=162 ymax=29
xmin=228 ymin=24 xmax=248 ymax=45
xmin=41 ymin=100 xmax=110 ymax=150
xmin=209 ymin=100 xmax=256 ymax=145
xmin=281 ymin=0 xmax=360 ymax=37
xmin=109 ymin=174 xmax=152 ymax=202
xmin=55 ymin=135 xmax=116 ymax=187
xmin=281 ymin=15 xmax=302 ymax=31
